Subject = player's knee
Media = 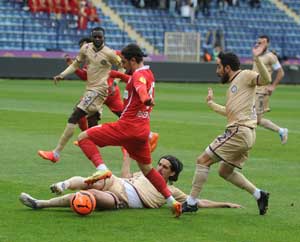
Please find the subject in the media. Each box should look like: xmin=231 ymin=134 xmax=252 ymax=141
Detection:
xmin=196 ymin=152 xmax=211 ymax=166
xmin=218 ymin=168 xmax=229 ymax=179
xmin=78 ymin=131 xmax=88 ymax=141
xmin=68 ymin=108 xmax=87 ymax=124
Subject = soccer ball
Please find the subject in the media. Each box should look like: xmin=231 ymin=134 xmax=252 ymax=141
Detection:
xmin=70 ymin=190 xmax=96 ymax=216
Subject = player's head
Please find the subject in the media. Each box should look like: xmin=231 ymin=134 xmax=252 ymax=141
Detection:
xmin=120 ymin=43 xmax=147 ymax=74
xmin=216 ymin=52 xmax=240 ymax=84
xmin=78 ymin=37 xmax=92 ymax=48
xmin=256 ymin=35 xmax=269 ymax=52
xmin=91 ymin=27 xmax=105 ymax=49
xmin=157 ymin=155 xmax=183 ymax=184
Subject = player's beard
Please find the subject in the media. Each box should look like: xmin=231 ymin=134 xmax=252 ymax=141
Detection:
xmin=220 ymin=72 xmax=230 ymax=84
xmin=93 ymin=40 xmax=103 ymax=49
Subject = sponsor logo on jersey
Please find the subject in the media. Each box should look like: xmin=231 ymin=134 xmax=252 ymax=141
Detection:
xmin=101 ymin=59 xmax=107 ymax=65
xmin=139 ymin=77 xmax=146 ymax=84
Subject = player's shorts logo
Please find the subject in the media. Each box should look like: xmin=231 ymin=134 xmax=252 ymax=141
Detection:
xmin=231 ymin=85 xmax=238 ymax=93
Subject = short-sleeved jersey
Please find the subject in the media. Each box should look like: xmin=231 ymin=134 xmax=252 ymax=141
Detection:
xmin=76 ymin=43 xmax=121 ymax=92
xmin=226 ymin=70 xmax=259 ymax=128
xmin=125 ymin=172 xmax=187 ymax=208
xmin=120 ymin=65 xmax=155 ymax=123
xmin=253 ymin=51 xmax=281 ymax=94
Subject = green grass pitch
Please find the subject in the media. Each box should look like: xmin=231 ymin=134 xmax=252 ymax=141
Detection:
xmin=0 ymin=79 xmax=299 ymax=242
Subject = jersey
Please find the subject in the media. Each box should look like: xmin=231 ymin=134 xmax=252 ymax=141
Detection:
xmin=125 ymin=172 xmax=187 ymax=208
xmin=120 ymin=65 xmax=155 ymax=124
xmin=253 ymin=51 xmax=281 ymax=94
xmin=226 ymin=70 xmax=259 ymax=128
xmin=75 ymin=43 xmax=121 ymax=94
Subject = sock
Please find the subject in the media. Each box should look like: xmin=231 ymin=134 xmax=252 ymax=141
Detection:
xmin=37 ymin=194 xmax=73 ymax=208
xmin=166 ymin=196 xmax=176 ymax=206
xmin=149 ymin=132 xmax=153 ymax=139
xmin=146 ymin=168 xmax=171 ymax=198
xmin=96 ymin=164 xmax=108 ymax=171
xmin=224 ymin=171 xmax=256 ymax=195
xmin=78 ymin=138 xmax=103 ymax=167
xmin=54 ymin=123 xmax=77 ymax=153
xmin=253 ymin=188 xmax=261 ymax=200
xmin=279 ymin=128 xmax=285 ymax=135
xmin=190 ymin=164 xmax=210 ymax=200
xmin=56 ymin=181 xmax=70 ymax=191
xmin=187 ymin=196 xmax=198 ymax=205
xmin=78 ymin=116 xmax=88 ymax=131
xmin=259 ymin=118 xmax=280 ymax=132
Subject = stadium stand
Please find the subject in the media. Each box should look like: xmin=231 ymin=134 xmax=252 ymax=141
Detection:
xmin=0 ymin=0 xmax=299 ymax=59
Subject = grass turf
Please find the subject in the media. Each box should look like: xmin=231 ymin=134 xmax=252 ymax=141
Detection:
xmin=0 ymin=79 xmax=299 ymax=242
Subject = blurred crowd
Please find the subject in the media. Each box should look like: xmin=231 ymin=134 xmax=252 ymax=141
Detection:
xmin=25 ymin=0 xmax=100 ymax=29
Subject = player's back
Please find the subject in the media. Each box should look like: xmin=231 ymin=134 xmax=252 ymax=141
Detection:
xmin=120 ymin=66 xmax=155 ymax=122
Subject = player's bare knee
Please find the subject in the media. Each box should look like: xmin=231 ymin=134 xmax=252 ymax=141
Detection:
xmin=196 ymin=152 xmax=212 ymax=166
xmin=78 ymin=131 xmax=88 ymax=141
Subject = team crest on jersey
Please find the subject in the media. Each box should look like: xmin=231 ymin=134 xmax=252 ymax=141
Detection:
xmin=100 ymin=59 xmax=107 ymax=65
xmin=139 ymin=77 xmax=146 ymax=84
xmin=231 ymin=85 xmax=238 ymax=93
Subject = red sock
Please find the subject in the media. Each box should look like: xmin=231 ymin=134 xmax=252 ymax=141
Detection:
xmin=78 ymin=138 xmax=103 ymax=167
xmin=78 ymin=116 xmax=88 ymax=131
xmin=146 ymin=168 xmax=171 ymax=198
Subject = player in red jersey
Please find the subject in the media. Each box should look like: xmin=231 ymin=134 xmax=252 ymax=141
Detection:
xmin=66 ymin=38 xmax=159 ymax=152
xmin=77 ymin=43 xmax=182 ymax=217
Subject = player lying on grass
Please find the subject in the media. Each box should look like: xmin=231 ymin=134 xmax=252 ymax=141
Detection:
xmin=20 ymin=155 xmax=242 ymax=211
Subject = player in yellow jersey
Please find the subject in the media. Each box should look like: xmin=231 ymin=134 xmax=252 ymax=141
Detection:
xmin=253 ymin=35 xmax=288 ymax=144
xmin=38 ymin=27 xmax=122 ymax=163
xmin=183 ymin=43 xmax=272 ymax=215
xmin=20 ymin=155 xmax=242 ymax=211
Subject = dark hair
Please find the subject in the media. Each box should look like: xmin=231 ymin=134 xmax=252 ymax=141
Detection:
xmin=259 ymin=35 xmax=270 ymax=43
xmin=78 ymin=37 xmax=91 ymax=47
xmin=121 ymin=43 xmax=147 ymax=64
xmin=91 ymin=27 xmax=105 ymax=36
xmin=159 ymin=155 xmax=183 ymax=183
xmin=218 ymin=52 xmax=240 ymax=71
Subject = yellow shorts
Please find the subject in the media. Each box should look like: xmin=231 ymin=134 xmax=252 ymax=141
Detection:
xmin=206 ymin=125 xmax=256 ymax=169
xmin=255 ymin=93 xmax=270 ymax=115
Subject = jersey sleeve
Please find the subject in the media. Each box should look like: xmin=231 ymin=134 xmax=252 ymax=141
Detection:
xmin=244 ymin=70 xmax=259 ymax=87
xmin=169 ymin=186 xmax=187 ymax=203
xmin=269 ymin=53 xmax=282 ymax=71
xmin=108 ymin=49 xmax=122 ymax=68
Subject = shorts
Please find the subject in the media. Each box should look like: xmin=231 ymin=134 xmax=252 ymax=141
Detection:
xmin=77 ymin=89 xmax=107 ymax=116
xmin=86 ymin=121 xmax=151 ymax=164
xmin=206 ymin=125 xmax=256 ymax=169
xmin=104 ymin=86 xmax=124 ymax=114
xmin=255 ymin=93 xmax=270 ymax=115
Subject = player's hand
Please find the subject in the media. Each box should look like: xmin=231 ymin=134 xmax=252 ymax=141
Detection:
xmin=206 ymin=88 xmax=214 ymax=103
xmin=252 ymin=39 xmax=267 ymax=57
xmin=144 ymin=98 xmax=155 ymax=106
xmin=266 ymin=84 xmax=275 ymax=96
xmin=64 ymin=54 xmax=73 ymax=65
xmin=53 ymin=75 xmax=64 ymax=85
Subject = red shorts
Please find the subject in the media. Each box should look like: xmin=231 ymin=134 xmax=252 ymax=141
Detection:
xmin=104 ymin=86 xmax=124 ymax=114
xmin=86 ymin=121 xmax=151 ymax=164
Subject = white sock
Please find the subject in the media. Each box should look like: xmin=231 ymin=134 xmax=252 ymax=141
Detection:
xmin=278 ymin=128 xmax=284 ymax=135
xmin=57 ymin=181 xmax=69 ymax=191
xmin=96 ymin=164 xmax=108 ymax=171
xmin=187 ymin=195 xmax=198 ymax=205
xmin=166 ymin=196 xmax=175 ymax=206
xmin=53 ymin=151 xmax=60 ymax=158
xmin=149 ymin=132 xmax=153 ymax=139
xmin=253 ymin=188 xmax=261 ymax=200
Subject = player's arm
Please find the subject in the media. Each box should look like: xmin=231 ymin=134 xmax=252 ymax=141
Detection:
xmin=65 ymin=54 xmax=87 ymax=81
xmin=206 ymin=87 xmax=226 ymax=116
xmin=267 ymin=57 xmax=284 ymax=95
xmin=121 ymin=153 xmax=133 ymax=178
xmin=133 ymin=75 xmax=154 ymax=106
xmin=252 ymin=44 xmax=271 ymax=86
xmin=197 ymin=199 xmax=242 ymax=208
xmin=109 ymin=70 xmax=131 ymax=83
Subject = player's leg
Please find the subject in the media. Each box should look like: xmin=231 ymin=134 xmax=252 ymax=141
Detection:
xmin=218 ymin=162 xmax=269 ymax=215
xmin=182 ymin=151 xmax=214 ymax=212
xmin=88 ymin=189 xmax=121 ymax=210
xmin=19 ymin=192 xmax=72 ymax=209
xmin=38 ymin=107 xmax=87 ymax=162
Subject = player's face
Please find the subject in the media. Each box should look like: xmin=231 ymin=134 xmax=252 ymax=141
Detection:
xmin=216 ymin=58 xmax=230 ymax=84
xmin=91 ymin=31 xmax=104 ymax=49
xmin=157 ymin=158 xmax=175 ymax=182
xmin=121 ymin=55 xmax=134 ymax=74
xmin=256 ymin=38 xmax=268 ymax=52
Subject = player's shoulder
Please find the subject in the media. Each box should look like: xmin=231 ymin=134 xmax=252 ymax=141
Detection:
xmin=80 ymin=42 xmax=91 ymax=52
xmin=240 ymin=69 xmax=258 ymax=79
